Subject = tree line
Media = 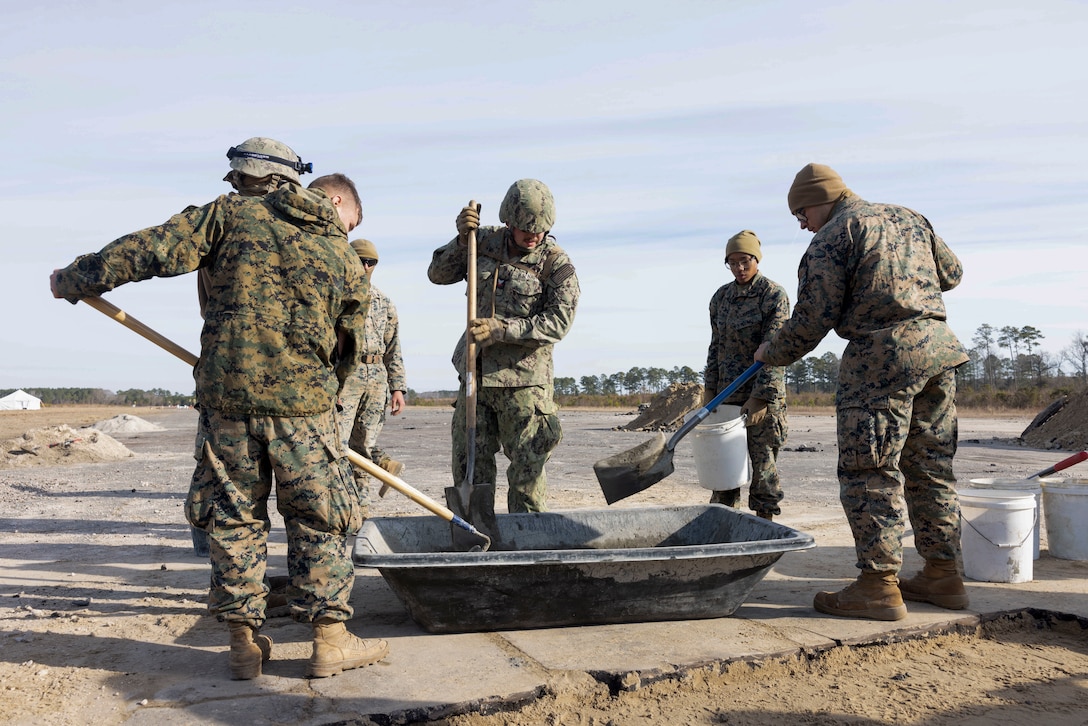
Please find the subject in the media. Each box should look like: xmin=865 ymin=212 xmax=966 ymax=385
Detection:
xmin=1 ymin=387 xmax=195 ymax=407
xmin=554 ymin=325 xmax=1088 ymax=398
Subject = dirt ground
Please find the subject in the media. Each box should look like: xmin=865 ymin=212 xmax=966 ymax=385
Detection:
xmin=2 ymin=404 xmax=1088 ymax=725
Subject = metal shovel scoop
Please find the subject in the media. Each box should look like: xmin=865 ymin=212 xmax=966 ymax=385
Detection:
xmin=594 ymin=362 xmax=764 ymax=504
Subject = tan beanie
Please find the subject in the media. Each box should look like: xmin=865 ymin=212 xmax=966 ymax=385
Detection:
xmin=787 ymin=163 xmax=850 ymax=213
xmin=725 ymin=230 xmax=762 ymax=263
xmin=349 ymin=238 xmax=378 ymax=261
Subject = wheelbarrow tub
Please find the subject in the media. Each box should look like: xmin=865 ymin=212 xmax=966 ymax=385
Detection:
xmin=352 ymin=504 xmax=815 ymax=633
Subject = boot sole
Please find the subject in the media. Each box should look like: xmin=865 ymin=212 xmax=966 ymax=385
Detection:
xmin=813 ymin=596 xmax=907 ymax=621
xmin=901 ymin=591 xmax=969 ymax=610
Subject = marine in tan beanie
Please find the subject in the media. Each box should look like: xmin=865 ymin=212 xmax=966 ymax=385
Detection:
xmin=726 ymin=230 xmax=762 ymax=263
xmin=787 ymin=163 xmax=852 ymax=233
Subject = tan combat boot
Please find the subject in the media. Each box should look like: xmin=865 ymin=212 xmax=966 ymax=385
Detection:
xmin=228 ymin=622 xmax=273 ymax=680
xmin=308 ymin=618 xmax=389 ymax=678
xmin=378 ymin=456 xmax=404 ymax=477
xmin=813 ymin=571 xmax=907 ymax=621
xmin=899 ymin=559 xmax=969 ymax=610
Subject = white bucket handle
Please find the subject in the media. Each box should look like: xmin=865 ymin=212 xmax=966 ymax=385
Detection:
xmin=961 ymin=510 xmax=1038 ymax=549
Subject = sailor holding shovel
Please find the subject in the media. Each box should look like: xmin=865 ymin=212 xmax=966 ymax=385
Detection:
xmin=428 ymin=179 xmax=579 ymax=536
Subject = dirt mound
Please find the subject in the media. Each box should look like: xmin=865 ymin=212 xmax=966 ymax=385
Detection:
xmin=0 ymin=424 xmax=134 ymax=469
xmin=1021 ymin=389 xmax=1088 ymax=451
xmin=619 ymin=383 xmax=704 ymax=432
xmin=91 ymin=413 xmax=165 ymax=433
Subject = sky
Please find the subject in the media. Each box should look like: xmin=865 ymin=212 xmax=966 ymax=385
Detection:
xmin=2 ymin=0 xmax=1086 ymax=395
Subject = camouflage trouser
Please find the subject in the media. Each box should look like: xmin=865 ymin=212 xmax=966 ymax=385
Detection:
xmin=451 ymin=384 xmax=562 ymax=513
xmin=186 ymin=407 xmax=361 ymax=628
xmin=837 ymin=368 xmax=961 ymax=575
xmin=337 ymin=363 xmax=392 ymax=510
xmin=710 ymin=403 xmax=787 ymax=516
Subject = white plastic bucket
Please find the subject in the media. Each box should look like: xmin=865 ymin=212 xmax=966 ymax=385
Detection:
xmin=689 ymin=405 xmax=751 ymax=491
xmin=959 ymin=489 xmax=1035 ymax=583
xmin=1039 ymin=478 xmax=1088 ymax=561
xmin=969 ymin=478 xmax=1041 ymax=560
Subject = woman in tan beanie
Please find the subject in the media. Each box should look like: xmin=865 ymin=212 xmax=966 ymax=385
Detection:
xmin=756 ymin=163 xmax=969 ymax=622
xmin=703 ymin=230 xmax=790 ymax=520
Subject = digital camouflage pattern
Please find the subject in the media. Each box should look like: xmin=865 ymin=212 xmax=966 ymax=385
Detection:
xmin=451 ymin=384 xmax=562 ymax=512
xmin=187 ymin=408 xmax=361 ymax=625
xmin=498 ymin=178 xmax=556 ymax=234
xmin=428 ymin=226 xmax=579 ymax=387
xmin=53 ymin=184 xmax=368 ymax=626
xmin=705 ymin=271 xmax=791 ymax=516
xmin=761 ymin=194 xmax=968 ymax=574
xmin=337 ymin=285 xmax=406 ymax=507
xmin=428 ymin=223 xmax=578 ymax=512
xmin=52 ymin=184 xmax=370 ymax=416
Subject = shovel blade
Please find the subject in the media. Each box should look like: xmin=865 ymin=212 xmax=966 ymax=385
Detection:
xmin=444 ymin=485 xmax=497 ymax=551
xmin=593 ymin=432 xmax=676 ymax=504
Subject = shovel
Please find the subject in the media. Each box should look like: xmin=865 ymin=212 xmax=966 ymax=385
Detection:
xmin=78 ymin=295 xmax=491 ymax=552
xmin=442 ymin=201 xmax=499 ymax=548
xmin=594 ymin=361 xmax=764 ymax=504
xmin=1027 ymin=450 xmax=1088 ymax=479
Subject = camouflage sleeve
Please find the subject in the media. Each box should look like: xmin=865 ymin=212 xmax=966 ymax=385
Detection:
xmin=704 ymin=287 xmax=726 ymax=395
xmin=383 ymin=298 xmax=407 ymax=392
xmin=335 ymin=254 xmax=370 ymax=388
xmin=931 ymin=228 xmax=963 ymax=292
xmin=763 ymin=236 xmax=845 ymax=366
xmin=502 ymin=253 xmax=580 ymax=347
xmin=753 ymin=281 xmax=791 ymax=401
xmin=427 ymin=237 xmax=469 ymax=285
xmin=52 ymin=198 xmax=229 ymax=303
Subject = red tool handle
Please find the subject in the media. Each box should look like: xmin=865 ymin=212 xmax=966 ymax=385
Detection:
xmin=1028 ymin=450 xmax=1088 ymax=479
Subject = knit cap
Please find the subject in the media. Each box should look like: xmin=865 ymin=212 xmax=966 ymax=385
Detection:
xmin=725 ymin=230 xmax=762 ymax=263
xmin=787 ymin=163 xmax=850 ymax=213
xmin=350 ymin=238 xmax=378 ymax=261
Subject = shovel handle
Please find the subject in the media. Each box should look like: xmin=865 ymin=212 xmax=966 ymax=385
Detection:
xmin=83 ymin=296 xmax=199 ymax=367
xmin=666 ymin=361 xmax=764 ymax=451
xmin=462 ymin=200 xmax=481 ymax=496
xmin=346 ymin=450 xmax=484 ymax=537
xmin=80 ymin=295 xmax=487 ymax=541
xmin=1028 ymin=450 xmax=1088 ymax=479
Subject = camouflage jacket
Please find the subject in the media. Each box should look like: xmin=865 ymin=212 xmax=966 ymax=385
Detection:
xmin=761 ymin=195 xmax=968 ymax=405
xmin=357 ymin=285 xmax=407 ymax=391
xmin=52 ymin=184 xmax=369 ymax=416
xmin=427 ymin=226 xmax=579 ymax=387
xmin=705 ymin=272 xmax=790 ymax=405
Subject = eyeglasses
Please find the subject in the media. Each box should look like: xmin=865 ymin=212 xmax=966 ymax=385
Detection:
xmin=793 ymin=208 xmax=808 ymax=224
xmin=726 ymin=255 xmax=755 ymax=269
xmin=361 ymin=258 xmax=377 ymax=268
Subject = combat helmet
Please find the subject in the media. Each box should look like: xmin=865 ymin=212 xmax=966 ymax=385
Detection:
xmin=499 ymin=179 xmax=555 ymax=234
xmin=225 ymin=137 xmax=313 ymax=183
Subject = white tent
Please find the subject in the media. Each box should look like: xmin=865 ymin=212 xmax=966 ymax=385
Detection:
xmin=0 ymin=390 xmax=42 ymax=410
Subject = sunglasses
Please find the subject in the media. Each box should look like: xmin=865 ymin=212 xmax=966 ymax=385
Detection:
xmin=793 ymin=208 xmax=808 ymax=224
xmin=361 ymin=258 xmax=378 ymax=268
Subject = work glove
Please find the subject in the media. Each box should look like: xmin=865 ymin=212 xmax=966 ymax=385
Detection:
xmin=469 ymin=317 xmax=506 ymax=347
xmin=456 ymin=204 xmax=480 ymax=246
xmin=741 ymin=396 xmax=769 ymax=427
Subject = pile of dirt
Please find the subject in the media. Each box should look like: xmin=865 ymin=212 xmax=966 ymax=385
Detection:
xmin=91 ymin=413 xmax=165 ymax=434
xmin=1021 ymin=389 xmax=1088 ymax=451
xmin=619 ymin=382 xmax=704 ymax=432
xmin=0 ymin=424 xmax=134 ymax=469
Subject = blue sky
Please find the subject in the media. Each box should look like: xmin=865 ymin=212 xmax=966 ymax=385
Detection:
xmin=3 ymin=0 xmax=1086 ymax=393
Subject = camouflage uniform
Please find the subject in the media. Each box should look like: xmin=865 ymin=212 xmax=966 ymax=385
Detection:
xmin=428 ymin=226 xmax=579 ymax=512
xmin=761 ymin=194 xmax=969 ymax=575
xmin=53 ymin=184 xmax=370 ymax=627
xmin=337 ymin=285 xmax=406 ymax=510
xmin=705 ymin=272 xmax=790 ymax=516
